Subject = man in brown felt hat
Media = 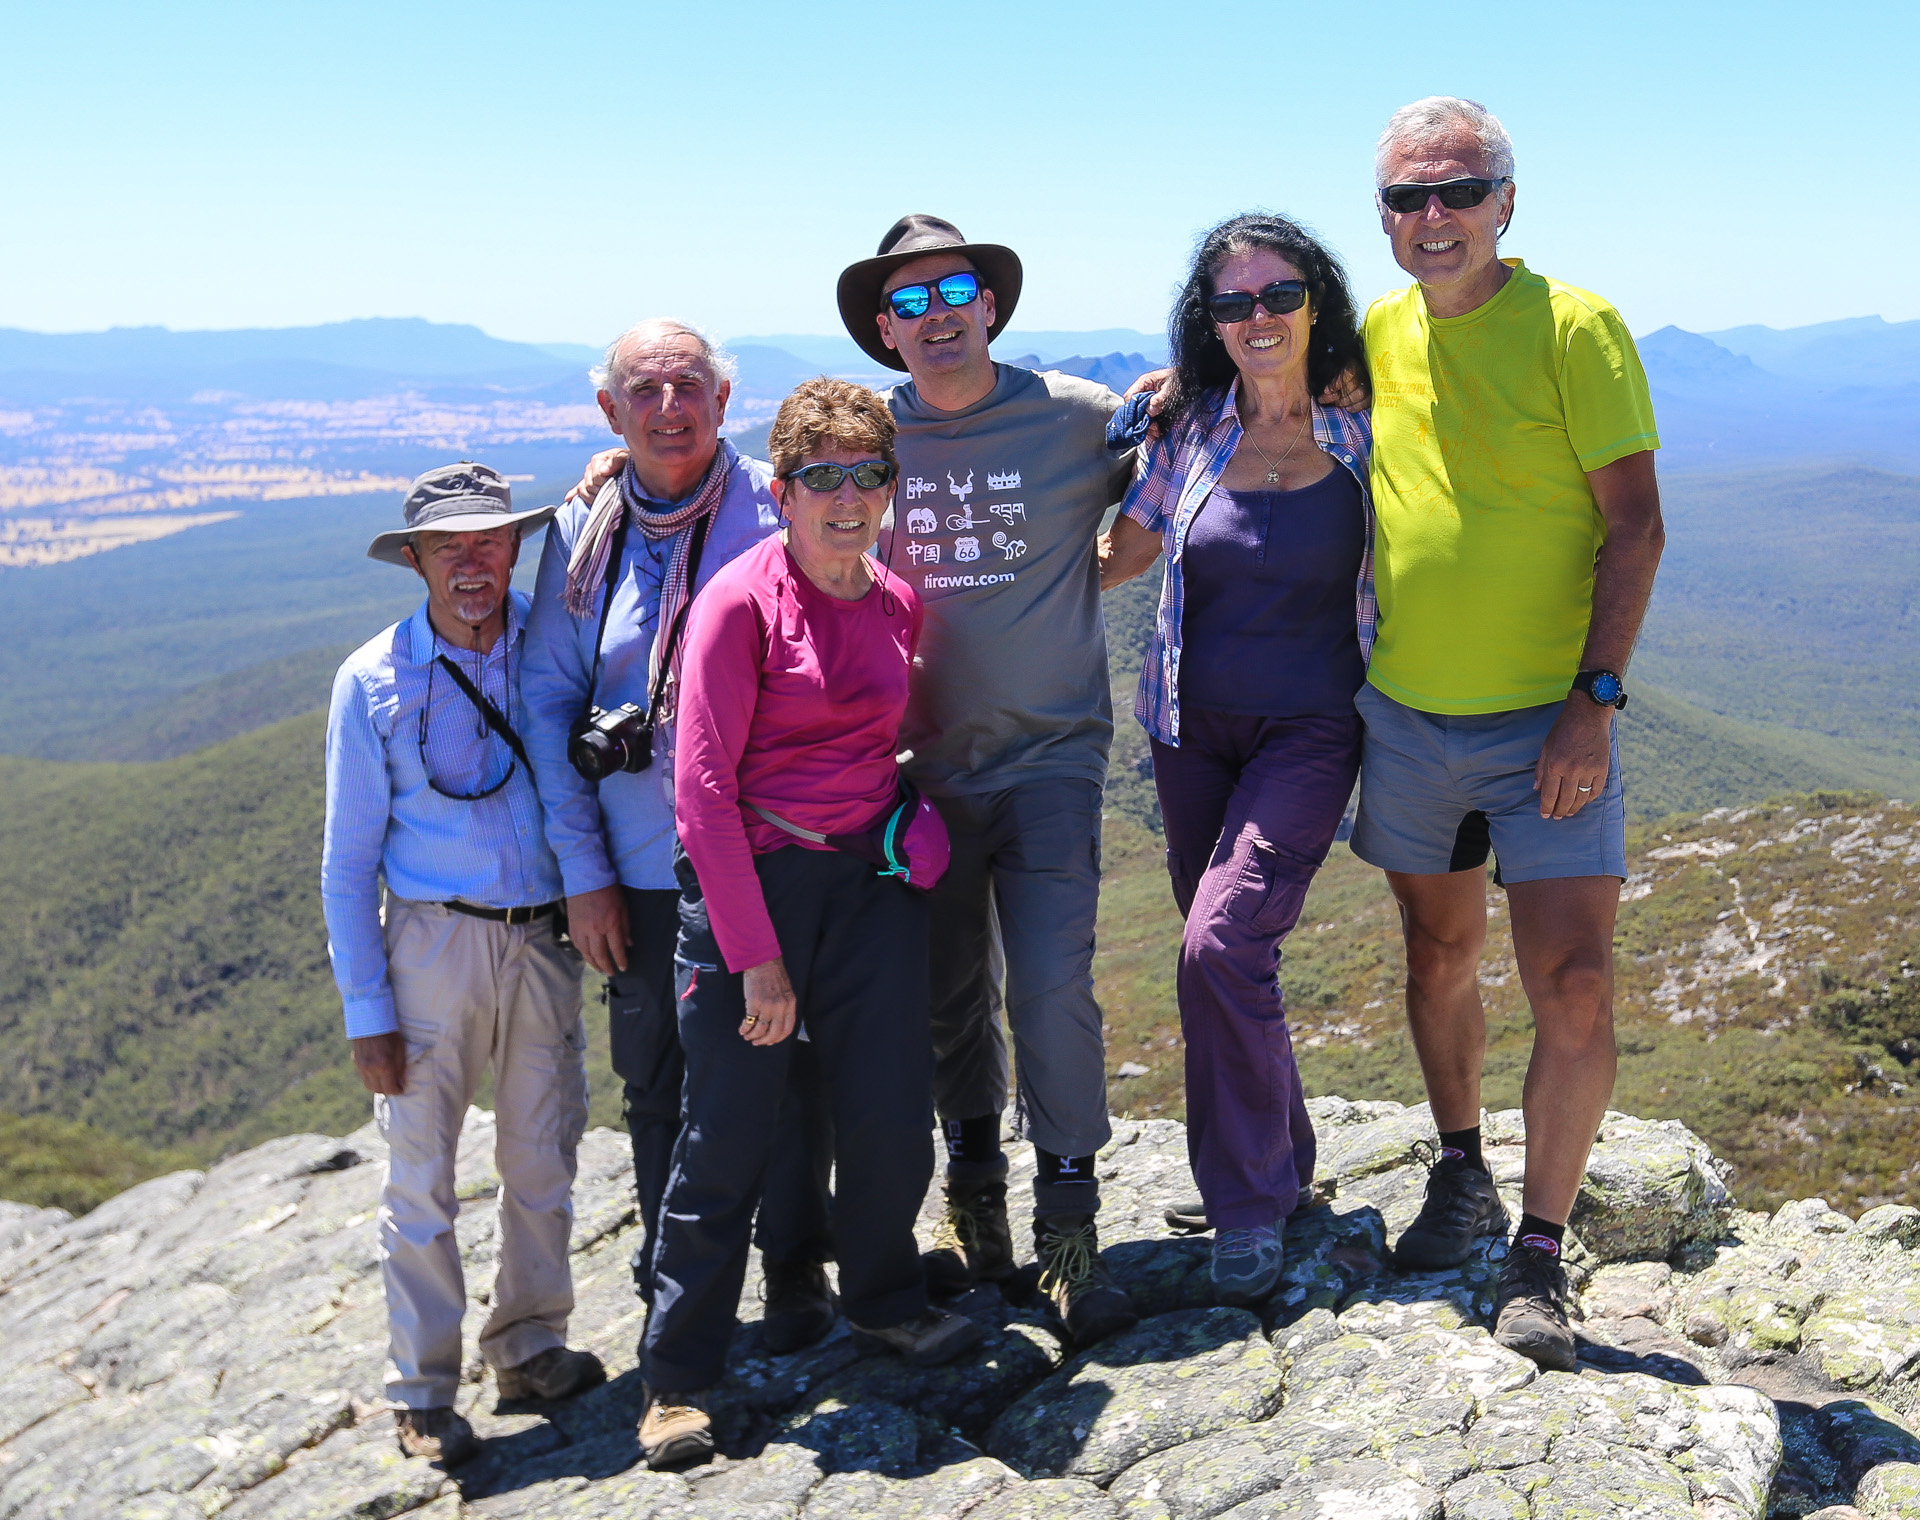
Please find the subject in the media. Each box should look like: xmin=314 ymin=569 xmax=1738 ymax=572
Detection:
xmin=835 ymin=215 xmax=1141 ymax=1349
xmin=323 ymin=463 xmax=606 ymax=1465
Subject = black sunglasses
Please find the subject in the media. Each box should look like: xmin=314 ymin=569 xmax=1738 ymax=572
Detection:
xmin=419 ymin=658 xmax=515 ymax=801
xmin=786 ymin=460 xmax=895 ymax=492
xmin=1206 ymin=280 xmax=1308 ymax=325
xmin=885 ymin=271 xmax=981 ymax=321
xmin=1380 ymin=176 xmax=1511 ymax=214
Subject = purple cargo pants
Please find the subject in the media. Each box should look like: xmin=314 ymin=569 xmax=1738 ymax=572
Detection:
xmin=1150 ymin=708 xmax=1361 ymax=1230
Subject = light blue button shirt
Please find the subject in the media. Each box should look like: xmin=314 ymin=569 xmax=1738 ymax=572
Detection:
xmin=521 ymin=443 xmax=781 ymax=896
xmin=321 ymin=590 xmax=564 ymax=1038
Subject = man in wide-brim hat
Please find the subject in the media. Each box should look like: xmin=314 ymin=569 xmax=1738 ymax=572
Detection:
xmin=836 ymin=214 xmax=1143 ymax=1350
xmin=322 ymin=461 xmax=605 ymax=1466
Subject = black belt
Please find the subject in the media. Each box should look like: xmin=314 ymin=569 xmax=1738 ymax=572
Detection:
xmin=443 ymin=900 xmax=560 ymax=925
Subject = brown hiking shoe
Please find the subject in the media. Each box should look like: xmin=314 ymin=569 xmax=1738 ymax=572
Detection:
xmin=850 ymin=1308 xmax=986 ymax=1367
xmin=1493 ymin=1241 xmax=1579 ymax=1372
xmin=495 ymin=1345 xmax=606 ymax=1402
xmin=923 ymin=1167 xmax=1016 ymax=1297
xmin=394 ymin=1406 xmax=479 ymax=1466
xmin=1035 ymin=1212 xmax=1138 ymax=1349
xmin=638 ymin=1386 xmax=715 ymax=1470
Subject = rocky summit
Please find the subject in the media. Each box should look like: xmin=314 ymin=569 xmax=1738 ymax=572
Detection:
xmin=7 ymin=1101 xmax=1920 ymax=1519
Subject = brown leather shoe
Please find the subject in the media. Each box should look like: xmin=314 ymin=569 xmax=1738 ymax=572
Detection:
xmin=394 ymin=1406 xmax=479 ymax=1466
xmin=849 ymin=1308 xmax=986 ymax=1367
xmin=638 ymin=1386 xmax=715 ymax=1470
xmin=495 ymin=1345 xmax=607 ymax=1402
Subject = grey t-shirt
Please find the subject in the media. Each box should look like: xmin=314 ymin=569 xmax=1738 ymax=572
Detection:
xmin=883 ymin=363 xmax=1132 ymax=797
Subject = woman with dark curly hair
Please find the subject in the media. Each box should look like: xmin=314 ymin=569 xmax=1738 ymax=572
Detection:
xmin=1099 ymin=212 xmax=1375 ymax=1306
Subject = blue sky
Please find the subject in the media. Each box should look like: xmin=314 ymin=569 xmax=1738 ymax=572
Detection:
xmin=3 ymin=0 xmax=1912 ymax=346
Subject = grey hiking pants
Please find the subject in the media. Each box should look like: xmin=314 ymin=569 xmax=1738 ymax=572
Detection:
xmin=927 ymin=776 xmax=1112 ymax=1170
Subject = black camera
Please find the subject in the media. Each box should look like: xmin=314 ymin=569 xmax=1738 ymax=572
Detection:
xmin=569 ymin=703 xmax=653 ymax=781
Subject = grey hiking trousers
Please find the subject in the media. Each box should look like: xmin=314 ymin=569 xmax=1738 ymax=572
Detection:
xmin=926 ymin=775 xmax=1112 ymax=1165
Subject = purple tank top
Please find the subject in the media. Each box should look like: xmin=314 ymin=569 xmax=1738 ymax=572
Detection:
xmin=1177 ymin=467 xmax=1365 ymax=717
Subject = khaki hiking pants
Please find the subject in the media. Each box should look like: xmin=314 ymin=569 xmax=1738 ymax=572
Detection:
xmin=375 ymin=897 xmax=587 ymax=1408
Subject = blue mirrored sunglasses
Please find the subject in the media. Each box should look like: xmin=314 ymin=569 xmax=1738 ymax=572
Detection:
xmin=884 ymin=271 xmax=981 ymax=321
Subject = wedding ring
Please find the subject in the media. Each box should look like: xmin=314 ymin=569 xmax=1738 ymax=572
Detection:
xmin=1577 ymin=784 xmax=1593 ymax=792
xmin=745 ymin=1015 xmax=759 ymax=1025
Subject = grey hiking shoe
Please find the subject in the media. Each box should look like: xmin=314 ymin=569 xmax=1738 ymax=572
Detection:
xmin=923 ymin=1166 xmax=1016 ymax=1297
xmin=850 ymin=1308 xmax=985 ymax=1366
xmin=638 ymin=1386 xmax=715 ymax=1470
xmin=761 ymin=1258 xmax=837 ymax=1355
xmin=1494 ymin=1241 xmax=1579 ymax=1372
xmin=1164 ymin=1197 xmax=1210 ymax=1234
xmin=495 ymin=1345 xmax=606 ymax=1402
xmin=1035 ymin=1213 xmax=1139 ymax=1349
xmin=394 ymin=1406 xmax=478 ymax=1466
xmin=1395 ymin=1143 xmax=1508 ymax=1270
xmin=1211 ymin=1223 xmax=1284 ymax=1307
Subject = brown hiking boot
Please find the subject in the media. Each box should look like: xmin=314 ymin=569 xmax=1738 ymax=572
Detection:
xmin=850 ymin=1307 xmax=986 ymax=1366
xmin=394 ymin=1406 xmax=479 ymax=1466
xmin=1035 ymin=1212 xmax=1138 ymax=1349
xmin=1493 ymin=1240 xmax=1579 ymax=1372
xmin=638 ymin=1386 xmax=715 ymax=1470
xmin=923 ymin=1167 xmax=1016 ymax=1297
xmin=761 ymin=1258 xmax=837 ymax=1355
xmin=495 ymin=1345 xmax=606 ymax=1402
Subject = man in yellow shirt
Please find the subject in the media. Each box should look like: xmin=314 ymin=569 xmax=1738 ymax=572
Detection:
xmin=1351 ymin=97 xmax=1665 ymax=1372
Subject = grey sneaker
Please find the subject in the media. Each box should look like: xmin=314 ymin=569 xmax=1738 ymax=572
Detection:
xmin=850 ymin=1308 xmax=985 ymax=1367
xmin=394 ymin=1406 xmax=479 ymax=1466
xmin=1493 ymin=1241 xmax=1579 ymax=1372
xmin=1211 ymin=1223 xmax=1284 ymax=1307
xmin=1395 ymin=1144 xmax=1508 ymax=1270
xmin=495 ymin=1345 xmax=606 ymax=1402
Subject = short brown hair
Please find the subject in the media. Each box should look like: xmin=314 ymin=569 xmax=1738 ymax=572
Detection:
xmin=767 ymin=377 xmax=897 ymax=478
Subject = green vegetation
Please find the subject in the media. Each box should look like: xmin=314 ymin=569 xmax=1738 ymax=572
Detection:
xmin=0 ymin=1114 xmax=192 ymax=1216
xmin=0 ymin=715 xmax=629 ymax=1210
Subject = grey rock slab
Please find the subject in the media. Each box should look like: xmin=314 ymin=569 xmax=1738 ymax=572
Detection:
xmin=1582 ymin=1261 xmax=1676 ymax=1322
xmin=1856 ymin=1461 xmax=1920 ymax=1519
xmin=797 ymin=1455 xmax=1014 ymax=1520
xmin=0 ymin=1368 xmax=89 ymax=1448
xmin=1569 ymin=1114 xmax=1732 ymax=1264
xmin=0 ymin=1204 xmax=69 ymax=1257
xmin=217 ymin=1418 xmax=448 ymax=1520
xmin=467 ymin=1468 xmax=692 ymax=1518
xmin=782 ymin=1398 xmax=947 ymax=1477
xmin=968 ymin=1477 xmax=1118 ymax=1519
xmin=812 ymin=1321 xmax=1057 ymax=1436
xmin=1207 ymin=1459 xmax=1444 ymax=1520
xmin=986 ymin=1308 xmax=1281 ymax=1484
xmin=1107 ymin=1414 xmax=1372 ymax=1520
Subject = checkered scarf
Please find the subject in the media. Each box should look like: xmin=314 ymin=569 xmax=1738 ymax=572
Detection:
xmin=562 ymin=444 xmax=735 ymax=686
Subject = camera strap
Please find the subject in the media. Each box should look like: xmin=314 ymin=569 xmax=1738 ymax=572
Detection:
xmin=578 ymin=506 xmax=714 ymax=725
xmin=435 ymin=653 xmax=535 ymax=782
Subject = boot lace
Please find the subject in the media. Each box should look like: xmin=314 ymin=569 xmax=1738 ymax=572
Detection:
xmin=932 ymin=1198 xmax=982 ymax=1256
xmin=1037 ymin=1218 xmax=1099 ymax=1299
xmin=1499 ymin=1242 xmax=1567 ymax=1314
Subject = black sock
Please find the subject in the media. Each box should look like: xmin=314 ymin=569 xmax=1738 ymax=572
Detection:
xmin=1515 ymin=1214 xmax=1566 ymax=1257
xmin=943 ymin=1115 xmax=1002 ymax=1170
xmin=1034 ymin=1149 xmax=1098 ymax=1188
xmin=1437 ymin=1126 xmax=1484 ymax=1172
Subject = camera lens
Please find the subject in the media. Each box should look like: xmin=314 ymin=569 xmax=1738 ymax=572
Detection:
xmin=568 ymin=727 xmax=625 ymax=781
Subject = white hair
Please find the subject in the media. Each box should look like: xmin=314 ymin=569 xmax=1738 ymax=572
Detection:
xmin=590 ymin=319 xmax=738 ymax=392
xmin=1375 ymin=96 xmax=1515 ymax=185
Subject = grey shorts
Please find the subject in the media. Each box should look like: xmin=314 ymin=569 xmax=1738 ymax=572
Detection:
xmin=1350 ymin=684 xmax=1627 ymax=883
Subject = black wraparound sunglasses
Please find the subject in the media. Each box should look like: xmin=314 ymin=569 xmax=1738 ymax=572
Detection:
xmin=786 ymin=460 xmax=896 ymax=492
xmin=1380 ymin=176 xmax=1511 ymax=213
xmin=1206 ymin=280 xmax=1308 ymax=325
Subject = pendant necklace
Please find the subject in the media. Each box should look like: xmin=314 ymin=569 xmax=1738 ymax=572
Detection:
xmin=1244 ymin=407 xmax=1311 ymax=485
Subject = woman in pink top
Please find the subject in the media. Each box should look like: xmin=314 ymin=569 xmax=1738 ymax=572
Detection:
xmin=635 ymin=379 xmax=981 ymax=1469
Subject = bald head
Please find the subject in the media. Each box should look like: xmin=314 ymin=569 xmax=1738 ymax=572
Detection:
xmin=593 ymin=319 xmax=735 ymax=501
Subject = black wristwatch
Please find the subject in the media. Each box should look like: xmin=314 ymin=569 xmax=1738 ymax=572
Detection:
xmin=1571 ymin=669 xmax=1628 ymax=710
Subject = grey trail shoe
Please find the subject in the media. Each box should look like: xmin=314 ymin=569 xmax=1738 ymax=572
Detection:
xmin=638 ymin=1386 xmax=715 ymax=1470
xmin=495 ymin=1345 xmax=606 ymax=1402
xmin=1211 ymin=1223 xmax=1284 ymax=1307
xmin=923 ymin=1165 xmax=1017 ymax=1297
xmin=1035 ymin=1213 xmax=1140 ymax=1349
xmin=1394 ymin=1143 xmax=1509 ymax=1270
xmin=1493 ymin=1241 xmax=1579 ymax=1372
xmin=850 ymin=1308 xmax=986 ymax=1366
xmin=1164 ymin=1197 xmax=1211 ymax=1234
xmin=394 ymin=1406 xmax=479 ymax=1466
xmin=761 ymin=1258 xmax=837 ymax=1355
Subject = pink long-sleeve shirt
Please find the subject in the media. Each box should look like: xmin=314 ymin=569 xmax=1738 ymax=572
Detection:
xmin=674 ymin=534 xmax=923 ymax=971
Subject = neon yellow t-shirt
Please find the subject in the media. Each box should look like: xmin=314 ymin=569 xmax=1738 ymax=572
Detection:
xmin=1363 ymin=260 xmax=1659 ymax=715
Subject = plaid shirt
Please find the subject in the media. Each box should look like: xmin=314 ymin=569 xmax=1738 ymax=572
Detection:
xmin=1119 ymin=386 xmax=1375 ymax=746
